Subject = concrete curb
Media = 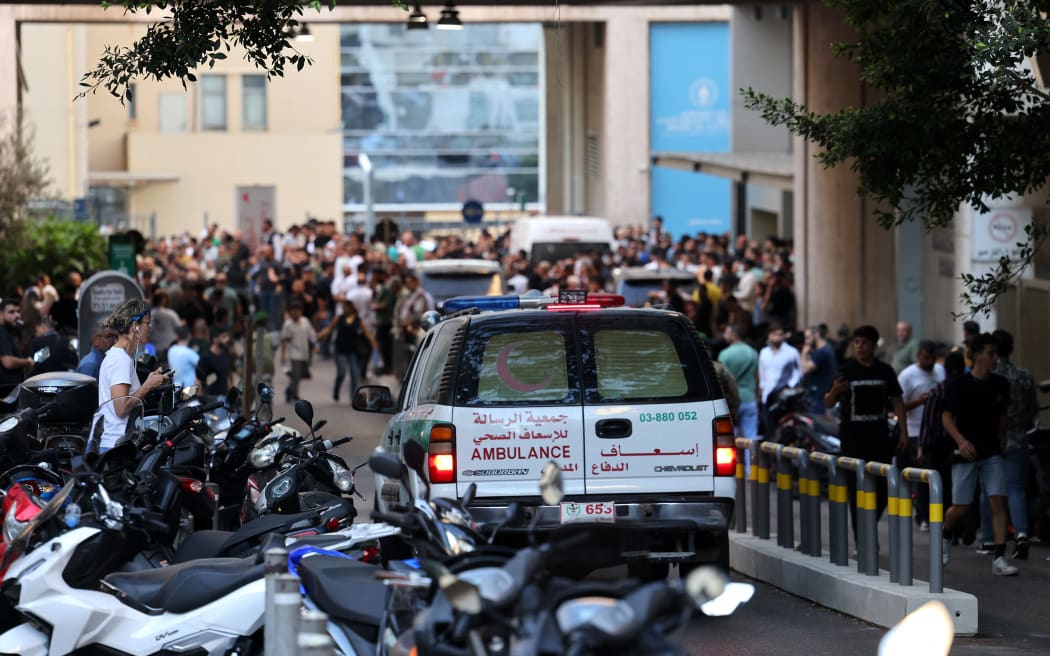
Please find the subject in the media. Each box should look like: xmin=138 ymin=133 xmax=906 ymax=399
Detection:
xmin=730 ymin=534 xmax=978 ymax=635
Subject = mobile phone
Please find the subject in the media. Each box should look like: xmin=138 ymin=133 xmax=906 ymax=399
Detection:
xmin=161 ymin=368 xmax=175 ymax=377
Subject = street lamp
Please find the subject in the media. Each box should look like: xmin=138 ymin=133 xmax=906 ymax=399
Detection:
xmin=436 ymin=2 xmax=463 ymax=31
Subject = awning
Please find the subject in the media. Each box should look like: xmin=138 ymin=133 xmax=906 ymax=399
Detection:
xmin=88 ymin=171 xmax=180 ymax=188
xmin=651 ymin=151 xmax=794 ymax=190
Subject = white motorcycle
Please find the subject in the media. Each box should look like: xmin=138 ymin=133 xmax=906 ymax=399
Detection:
xmin=0 ymin=469 xmax=398 ymax=656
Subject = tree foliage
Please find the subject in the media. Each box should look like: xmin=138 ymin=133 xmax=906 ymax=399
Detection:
xmin=743 ymin=0 xmax=1050 ymax=315
xmin=0 ymin=114 xmax=50 ymax=241
xmin=77 ymin=0 xmax=360 ymax=102
xmin=1 ymin=217 xmax=108 ymax=297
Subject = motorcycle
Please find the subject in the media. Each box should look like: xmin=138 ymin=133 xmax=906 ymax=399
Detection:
xmin=767 ymin=386 xmax=842 ymax=456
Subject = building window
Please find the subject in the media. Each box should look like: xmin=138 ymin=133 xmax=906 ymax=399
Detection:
xmin=340 ymin=24 xmax=542 ymax=209
xmin=159 ymin=93 xmax=186 ymax=133
xmin=242 ymin=75 xmax=268 ymax=131
xmin=200 ymin=75 xmax=227 ymax=130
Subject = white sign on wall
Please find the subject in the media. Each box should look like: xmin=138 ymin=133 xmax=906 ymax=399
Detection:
xmin=972 ymin=207 xmax=1031 ymax=262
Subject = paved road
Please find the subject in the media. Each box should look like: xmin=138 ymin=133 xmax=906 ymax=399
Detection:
xmin=267 ymin=357 xmax=1050 ymax=655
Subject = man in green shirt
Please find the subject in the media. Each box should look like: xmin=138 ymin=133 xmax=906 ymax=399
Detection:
xmin=718 ymin=324 xmax=759 ymax=437
xmin=891 ymin=320 xmax=919 ymax=374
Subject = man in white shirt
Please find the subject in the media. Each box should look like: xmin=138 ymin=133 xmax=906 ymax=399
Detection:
xmin=897 ymin=340 xmax=944 ymax=441
xmin=758 ymin=323 xmax=802 ymax=436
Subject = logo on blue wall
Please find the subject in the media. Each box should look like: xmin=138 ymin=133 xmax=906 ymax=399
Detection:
xmin=650 ymin=23 xmax=731 ymax=238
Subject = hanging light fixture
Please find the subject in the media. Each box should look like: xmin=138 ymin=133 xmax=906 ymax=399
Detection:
xmin=436 ymin=1 xmax=463 ymax=31
xmin=295 ymin=23 xmax=314 ymax=42
xmin=406 ymin=3 xmax=428 ymax=30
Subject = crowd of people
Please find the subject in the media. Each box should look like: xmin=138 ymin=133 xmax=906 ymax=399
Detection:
xmin=1 ymin=216 xmax=1043 ymax=576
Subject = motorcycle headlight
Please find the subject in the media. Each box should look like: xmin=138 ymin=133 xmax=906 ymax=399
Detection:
xmin=249 ymin=437 xmax=280 ymax=469
xmin=0 ymin=416 xmax=20 ymax=434
xmin=328 ymin=460 xmax=353 ymax=492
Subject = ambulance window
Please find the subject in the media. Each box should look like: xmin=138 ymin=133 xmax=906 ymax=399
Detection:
xmin=416 ymin=324 xmax=458 ymax=404
xmin=400 ymin=331 xmax=435 ymax=407
xmin=579 ymin=315 xmax=715 ymax=404
xmin=454 ymin=317 xmax=579 ymax=406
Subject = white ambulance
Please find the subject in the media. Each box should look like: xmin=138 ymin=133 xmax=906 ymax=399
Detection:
xmin=353 ymin=291 xmax=735 ymax=578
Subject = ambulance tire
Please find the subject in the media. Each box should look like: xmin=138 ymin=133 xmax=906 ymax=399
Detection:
xmin=627 ymin=560 xmax=670 ymax=581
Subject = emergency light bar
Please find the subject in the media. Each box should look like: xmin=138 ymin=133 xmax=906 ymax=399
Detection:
xmin=441 ymin=290 xmax=624 ymax=314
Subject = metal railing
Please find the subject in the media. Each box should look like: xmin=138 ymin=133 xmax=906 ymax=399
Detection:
xmin=733 ymin=438 xmax=946 ymax=593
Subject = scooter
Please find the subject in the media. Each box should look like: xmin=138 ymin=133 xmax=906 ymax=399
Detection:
xmin=0 ymin=455 xmax=396 ymax=656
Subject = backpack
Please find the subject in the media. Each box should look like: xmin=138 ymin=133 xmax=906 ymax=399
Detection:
xmin=919 ymin=382 xmax=949 ymax=451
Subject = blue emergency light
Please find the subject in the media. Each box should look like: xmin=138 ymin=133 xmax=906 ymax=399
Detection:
xmin=442 ymin=290 xmax=624 ymax=314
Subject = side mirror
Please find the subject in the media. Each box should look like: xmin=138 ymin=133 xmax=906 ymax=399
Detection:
xmin=352 ymin=386 xmax=396 ymax=414
xmin=31 ymin=347 xmax=50 ymax=364
xmin=402 ymin=439 xmax=430 ymax=500
xmin=180 ymin=384 xmax=200 ymax=401
xmin=257 ymin=382 xmax=275 ymax=404
xmin=462 ymin=482 xmax=477 ymax=508
xmin=369 ymin=452 xmax=405 ymax=479
xmin=423 ymin=561 xmax=482 ymax=616
xmin=685 ymin=567 xmax=755 ymax=617
xmin=539 ymin=461 xmax=564 ymax=506
xmin=226 ymin=386 xmax=241 ymax=408
xmin=294 ymin=399 xmax=314 ymax=426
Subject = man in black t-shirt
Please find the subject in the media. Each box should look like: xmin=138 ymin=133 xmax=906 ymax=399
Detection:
xmin=196 ymin=326 xmax=233 ymax=398
xmin=825 ymin=325 xmax=908 ymax=543
xmin=940 ymin=332 xmax=1017 ymax=576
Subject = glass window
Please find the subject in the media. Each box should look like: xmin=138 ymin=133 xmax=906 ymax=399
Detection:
xmin=200 ymin=75 xmax=227 ymax=131
xmin=158 ymin=93 xmax=186 ymax=133
xmin=340 ymin=23 xmax=542 ymax=208
xmin=242 ymin=75 xmax=267 ymax=130
xmin=416 ymin=323 xmax=461 ymax=405
xmin=455 ymin=316 xmax=579 ymax=407
xmin=580 ymin=315 xmax=717 ymax=404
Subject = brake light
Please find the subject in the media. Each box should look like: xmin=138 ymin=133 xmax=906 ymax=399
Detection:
xmin=179 ymin=478 xmax=204 ymax=494
xmin=428 ymin=424 xmax=456 ymax=484
xmin=713 ymin=415 xmax=736 ymax=476
xmin=546 ymin=304 xmax=602 ymax=312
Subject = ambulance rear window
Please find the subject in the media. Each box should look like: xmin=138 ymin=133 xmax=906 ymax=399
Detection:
xmin=454 ymin=316 xmax=579 ymax=406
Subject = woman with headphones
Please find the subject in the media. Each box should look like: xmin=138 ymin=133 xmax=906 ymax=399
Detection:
xmin=93 ymin=299 xmax=171 ymax=452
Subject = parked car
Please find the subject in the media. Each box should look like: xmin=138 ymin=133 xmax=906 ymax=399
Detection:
xmin=416 ymin=258 xmax=505 ymax=311
xmin=353 ymin=290 xmax=735 ymax=579
xmin=612 ymin=267 xmax=700 ymax=308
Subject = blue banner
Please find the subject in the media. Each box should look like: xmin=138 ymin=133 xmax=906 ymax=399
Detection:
xmin=650 ymin=22 xmax=731 ymax=238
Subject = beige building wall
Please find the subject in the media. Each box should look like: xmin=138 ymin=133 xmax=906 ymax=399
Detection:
xmin=19 ymin=20 xmax=342 ymax=237
xmin=19 ymin=23 xmax=88 ymax=201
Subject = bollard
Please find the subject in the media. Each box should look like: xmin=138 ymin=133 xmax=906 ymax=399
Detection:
xmin=865 ymin=462 xmax=900 ymax=583
xmin=838 ymin=457 xmax=877 ymax=575
xmin=811 ymin=452 xmax=848 ymax=566
xmin=763 ymin=442 xmax=795 ymax=550
xmin=264 ymin=546 xmax=288 ymax=656
xmin=267 ymin=573 xmax=301 ymax=656
xmin=298 ymin=610 xmax=335 ymax=656
xmin=900 ymin=467 xmax=945 ymax=593
xmin=796 ymin=448 xmax=821 ymax=557
xmin=754 ymin=442 xmax=771 ymax=540
xmin=734 ymin=438 xmax=749 ymax=533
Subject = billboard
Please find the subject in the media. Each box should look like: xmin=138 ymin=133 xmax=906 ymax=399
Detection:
xmin=650 ymin=22 xmax=731 ymax=238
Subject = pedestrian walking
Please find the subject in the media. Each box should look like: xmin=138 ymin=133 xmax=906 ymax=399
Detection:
xmin=317 ymin=300 xmax=378 ymax=402
xmin=718 ymin=324 xmax=759 ymax=437
xmin=280 ymin=302 xmax=316 ymax=403
xmin=824 ymin=325 xmax=908 ymax=547
xmin=940 ymin=332 xmax=1018 ymax=576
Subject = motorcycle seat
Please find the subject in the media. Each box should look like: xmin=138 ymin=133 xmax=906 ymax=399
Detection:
xmin=102 ymin=557 xmax=264 ymax=614
xmin=297 ymin=554 xmax=387 ymax=628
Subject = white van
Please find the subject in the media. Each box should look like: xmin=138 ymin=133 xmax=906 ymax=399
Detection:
xmin=416 ymin=259 xmax=505 ymax=311
xmin=508 ymin=216 xmax=616 ymax=265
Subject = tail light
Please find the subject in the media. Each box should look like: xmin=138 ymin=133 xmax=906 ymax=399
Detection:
xmin=179 ymin=478 xmax=204 ymax=494
xmin=360 ymin=545 xmax=380 ymax=564
xmin=713 ymin=416 xmax=736 ymax=477
xmin=428 ymin=424 xmax=456 ymax=484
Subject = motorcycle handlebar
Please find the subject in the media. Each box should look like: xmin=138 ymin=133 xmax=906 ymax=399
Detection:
xmin=330 ymin=436 xmax=352 ymax=448
xmin=200 ymin=400 xmax=225 ymax=413
xmin=371 ymin=510 xmax=411 ymax=527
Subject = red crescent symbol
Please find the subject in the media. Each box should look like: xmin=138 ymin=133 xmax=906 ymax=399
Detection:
xmin=496 ymin=340 xmax=551 ymax=393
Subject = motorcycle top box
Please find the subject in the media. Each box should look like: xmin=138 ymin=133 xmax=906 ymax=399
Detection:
xmin=18 ymin=371 xmax=98 ymax=425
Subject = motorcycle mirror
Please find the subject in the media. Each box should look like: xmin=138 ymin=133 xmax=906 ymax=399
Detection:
xmin=443 ymin=577 xmax=483 ymax=616
xmin=878 ymin=600 xmax=954 ymax=656
xmin=226 ymin=386 xmax=241 ymax=408
xmin=369 ymin=452 xmax=405 ymax=480
xmin=32 ymin=347 xmax=50 ymax=364
xmin=312 ymin=419 xmax=327 ymax=434
xmin=539 ymin=461 xmax=564 ymax=506
xmin=685 ymin=567 xmax=754 ymax=617
xmin=180 ymin=384 xmax=200 ymax=401
xmin=295 ymin=399 xmax=314 ymax=427
xmin=462 ymin=482 xmax=477 ymax=508
xmin=257 ymin=382 xmax=275 ymax=403
xmin=402 ymin=439 xmax=430 ymax=500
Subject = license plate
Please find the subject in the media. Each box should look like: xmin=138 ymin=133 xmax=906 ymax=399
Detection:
xmin=560 ymin=501 xmax=615 ymax=524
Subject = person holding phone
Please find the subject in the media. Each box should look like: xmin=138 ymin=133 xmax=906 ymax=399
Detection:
xmin=92 ymin=299 xmax=171 ymax=452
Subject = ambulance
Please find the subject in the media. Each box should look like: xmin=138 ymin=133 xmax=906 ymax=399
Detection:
xmin=353 ymin=290 xmax=735 ymax=578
